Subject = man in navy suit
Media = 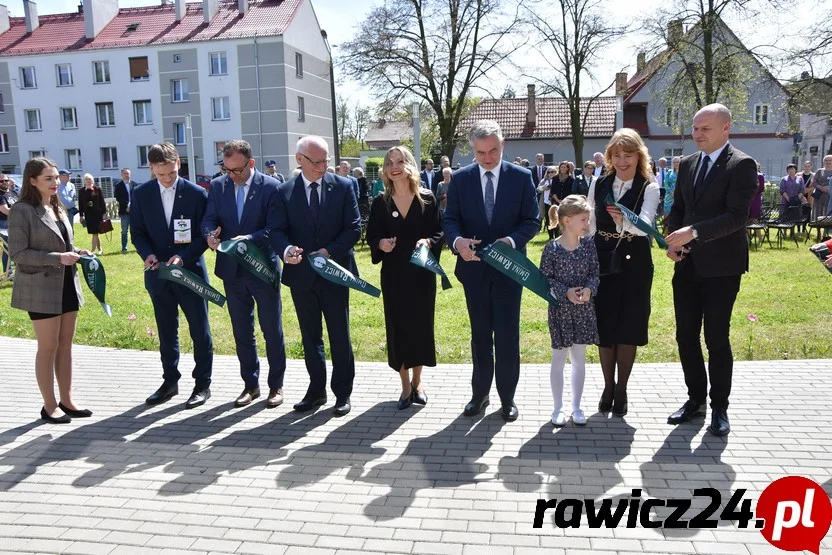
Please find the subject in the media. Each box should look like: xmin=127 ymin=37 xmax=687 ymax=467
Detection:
xmin=114 ymin=168 xmax=140 ymax=253
xmin=337 ymin=160 xmax=360 ymax=202
xmin=131 ymin=142 xmax=213 ymax=409
xmin=202 ymin=140 xmax=287 ymax=408
xmin=419 ymin=159 xmax=441 ymax=195
xmin=272 ymin=136 xmax=361 ymax=416
xmin=443 ymin=120 xmax=540 ymax=422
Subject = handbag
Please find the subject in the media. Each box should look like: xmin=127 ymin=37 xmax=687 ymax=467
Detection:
xmin=98 ymin=218 xmax=114 ymax=234
xmin=598 ymin=237 xmax=624 ymax=276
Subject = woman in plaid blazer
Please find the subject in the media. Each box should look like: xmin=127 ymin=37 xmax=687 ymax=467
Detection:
xmin=8 ymin=158 xmax=93 ymax=424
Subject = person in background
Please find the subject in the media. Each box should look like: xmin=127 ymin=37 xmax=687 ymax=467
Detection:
xmin=537 ymin=166 xmax=557 ymax=239
xmin=371 ymin=174 xmax=385 ymax=198
xmin=338 ymin=160 xmax=360 ymax=201
xmin=354 ymin=167 xmax=370 ymax=219
xmin=592 ymin=152 xmax=605 ymax=178
xmin=114 ymin=168 xmax=140 ymax=253
xmin=779 ymin=163 xmax=806 ymax=213
xmin=437 ymin=167 xmax=452 ymax=212
xmin=0 ymin=173 xmax=16 ymax=277
xmin=440 ymin=156 xmax=451 ymax=171
xmin=574 ymin=161 xmax=596 ymax=197
xmin=813 ymin=155 xmax=832 ymax=221
xmin=663 ymin=156 xmax=681 ymax=217
xmin=78 ymin=173 xmax=106 ymax=255
xmin=419 ymin=159 xmax=440 ymax=196
xmin=57 ymin=170 xmax=78 ymax=223
xmin=802 ymin=161 xmax=814 ymax=216
xmin=551 ymin=161 xmax=574 ymax=208
xmin=750 ymin=163 xmax=765 ymax=221
xmin=264 ymin=160 xmax=286 ymax=184
xmin=9 ymin=158 xmax=93 ymax=423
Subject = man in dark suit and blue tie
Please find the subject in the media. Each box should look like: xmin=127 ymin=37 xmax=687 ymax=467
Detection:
xmin=272 ymin=136 xmax=361 ymax=416
xmin=202 ymin=140 xmax=287 ymax=408
xmin=666 ymin=104 xmax=757 ymax=436
xmin=131 ymin=142 xmax=213 ymax=409
xmin=443 ymin=120 xmax=540 ymax=421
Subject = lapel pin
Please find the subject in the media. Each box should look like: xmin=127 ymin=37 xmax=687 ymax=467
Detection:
xmin=392 ymin=211 xmax=399 ymax=218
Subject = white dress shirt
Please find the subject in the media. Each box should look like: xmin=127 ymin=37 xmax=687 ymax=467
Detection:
xmin=233 ymin=171 xmax=255 ymax=211
xmin=159 ymin=180 xmax=177 ymax=226
xmin=452 ymin=164 xmax=515 ymax=251
xmin=587 ymin=174 xmax=660 ymax=236
xmin=283 ymin=173 xmax=324 ymax=260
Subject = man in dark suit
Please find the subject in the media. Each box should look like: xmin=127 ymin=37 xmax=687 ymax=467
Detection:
xmin=114 ymin=168 xmax=140 ymax=253
xmin=531 ymin=153 xmax=547 ymax=185
xmin=131 ymin=142 xmax=213 ymax=409
xmin=271 ymin=136 xmax=361 ymax=416
xmin=592 ymin=152 xmax=605 ymax=177
xmin=419 ymin=159 xmax=441 ymax=195
xmin=337 ymin=160 xmax=360 ymax=202
xmin=202 ymin=140 xmax=287 ymax=408
xmin=665 ymin=104 xmax=757 ymax=436
xmin=443 ymin=120 xmax=540 ymax=422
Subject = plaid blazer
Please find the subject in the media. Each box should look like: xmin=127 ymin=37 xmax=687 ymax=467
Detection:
xmin=8 ymin=202 xmax=83 ymax=314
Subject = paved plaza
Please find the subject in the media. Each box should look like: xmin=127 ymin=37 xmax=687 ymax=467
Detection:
xmin=0 ymin=335 xmax=829 ymax=555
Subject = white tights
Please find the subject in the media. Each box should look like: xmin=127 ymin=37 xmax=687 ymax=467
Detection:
xmin=550 ymin=344 xmax=587 ymax=415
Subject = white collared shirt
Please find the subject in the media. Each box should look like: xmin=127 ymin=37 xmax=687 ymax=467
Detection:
xmin=233 ymin=171 xmax=255 ymax=211
xmin=159 ymin=180 xmax=177 ymax=225
xmin=283 ymin=173 xmax=324 ymax=261
xmin=697 ymin=142 xmax=728 ymax=178
xmin=451 ymin=163 xmax=515 ymax=251
xmin=587 ymin=174 xmax=660 ymax=236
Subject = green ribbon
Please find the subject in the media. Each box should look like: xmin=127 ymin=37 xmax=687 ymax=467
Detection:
xmin=307 ymin=253 xmax=381 ymax=298
xmin=477 ymin=241 xmax=558 ymax=305
xmin=217 ymin=238 xmax=280 ymax=289
xmin=605 ymin=193 xmax=668 ymax=248
xmin=409 ymin=244 xmax=452 ymax=290
xmin=78 ymin=255 xmax=112 ymax=316
xmin=158 ymin=264 xmax=226 ymax=307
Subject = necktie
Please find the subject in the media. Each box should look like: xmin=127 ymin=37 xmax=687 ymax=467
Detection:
xmin=694 ymin=155 xmax=710 ymax=191
xmin=484 ymin=171 xmax=495 ymax=224
xmin=309 ymin=181 xmax=320 ymax=227
xmin=236 ymin=185 xmax=246 ymax=223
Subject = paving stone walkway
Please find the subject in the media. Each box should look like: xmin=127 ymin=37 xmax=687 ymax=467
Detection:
xmin=0 ymin=336 xmax=829 ymax=555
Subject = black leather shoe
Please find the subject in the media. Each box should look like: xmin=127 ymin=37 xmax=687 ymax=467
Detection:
xmin=411 ymin=382 xmax=428 ymax=405
xmin=41 ymin=407 xmax=71 ymax=424
xmin=463 ymin=396 xmax=489 ymax=416
xmin=501 ymin=402 xmax=519 ymax=422
xmin=397 ymin=394 xmax=413 ymax=411
xmin=234 ymin=387 xmax=260 ymax=407
xmin=146 ymin=384 xmax=178 ymax=405
xmin=58 ymin=402 xmax=92 ymax=418
xmin=707 ymin=408 xmax=730 ymax=436
xmin=333 ymin=397 xmax=351 ymax=416
xmin=598 ymin=397 xmax=613 ymax=413
xmin=612 ymin=391 xmax=628 ymax=417
xmin=293 ymin=395 xmax=326 ymax=412
xmin=667 ymin=400 xmax=707 ymax=424
xmin=185 ymin=388 xmax=211 ymax=409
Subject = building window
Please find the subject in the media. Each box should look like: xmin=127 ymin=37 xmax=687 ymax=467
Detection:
xmin=56 ymin=63 xmax=73 ymax=86
xmin=133 ymin=100 xmax=152 ymax=125
xmin=93 ymin=61 xmax=110 ymax=84
xmin=754 ymin=104 xmax=769 ymax=125
xmin=29 ymin=150 xmax=46 ymax=158
xmin=295 ymin=52 xmax=303 ymax=77
xmin=297 ymin=96 xmax=305 ymax=122
xmin=171 ymin=79 xmax=189 ymax=102
xmin=0 ymin=134 xmax=9 ymax=153
xmin=664 ymin=107 xmax=679 ymax=127
xmin=20 ymin=66 xmax=37 ymax=89
xmin=664 ymin=148 xmax=683 ymax=158
xmin=129 ymin=56 xmax=149 ymax=82
xmin=214 ymin=141 xmax=226 ymax=163
xmin=65 ymin=149 xmax=82 ymax=170
xmin=173 ymin=122 xmax=186 ymax=145
xmin=24 ymin=109 xmax=41 ymax=131
xmin=211 ymin=97 xmax=230 ymax=120
xmin=209 ymin=52 xmax=227 ymax=76
xmin=60 ymin=107 xmax=78 ymax=129
xmin=101 ymin=147 xmax=118 ymax=169
xmin=137 ymin=145 xmax=151 ymax=167
xmin=173 ymin=54 xmax=182 ymax=63
xmin=96 ymin=102 xmax=115 ymax=127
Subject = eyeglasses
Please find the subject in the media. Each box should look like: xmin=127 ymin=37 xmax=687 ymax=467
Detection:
xmin=299 ymin=152 xmax=331 ymax=167
xmin=220 ymin=161 xmax=250 ymax=176
xmin=0 ymin=179 xmax=8 ymax=183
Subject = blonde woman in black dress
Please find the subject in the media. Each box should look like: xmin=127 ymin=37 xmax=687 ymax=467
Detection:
xmin=366 ymin=146 xmax=443 ymax=410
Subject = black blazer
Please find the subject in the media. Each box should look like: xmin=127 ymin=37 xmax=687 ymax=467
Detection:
xmin=667 ymin=143 xmax=757 ymax=277
xmin=419 ymin=170 xmax=441 ymax=195
xmin=531 ymin=165 xmax=548 ymax=185
xmin=114 ymin=180 xmax=140 ymax=215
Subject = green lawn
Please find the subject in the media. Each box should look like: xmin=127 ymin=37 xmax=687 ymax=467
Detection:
xmin=1 ymin=222 xmax=830 ymax=363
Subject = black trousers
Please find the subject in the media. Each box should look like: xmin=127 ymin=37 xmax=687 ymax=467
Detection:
xmin=672 ymin=261 xmax=741 ymax=410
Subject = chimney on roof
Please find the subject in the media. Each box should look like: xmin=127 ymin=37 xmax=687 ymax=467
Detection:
xmin=23 ymin=0 xmax=38 ymax=33
xmin=83 ymin=0 xmax=119 ymax=40
xmin=175 ymin=0 xmax=185 ymax=21
xmin=615 ymin=72 xmax=628 ymax=95
xmin=0 ymin=5 xmax=9 ymax=35
xmin=203 ymin=0 xmax=218 ymax=23
xmin=636 ymin=52 xmax=646 ymax=73
xmin=668 ymin=19 xmax=683 ymax=46
xmin=526 ymin=84 xmax=536 ymax=126
xmin=238 ymin=0 xmax=248 ymax=14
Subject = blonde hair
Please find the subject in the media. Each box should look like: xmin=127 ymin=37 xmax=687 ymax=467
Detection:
xmin=603 ymin=128 xmax=652 ymax=181
xmin=549 ymin=194 xmax=591 ymax=230
xmin=83 ymin=173 xmax=95 ymax=185
xmin=381 ymin=145 xmax=426 ymax=210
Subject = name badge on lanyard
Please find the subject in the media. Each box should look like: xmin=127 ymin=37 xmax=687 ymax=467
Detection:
xmin=174 ymin=217 xmax=191 ymax=244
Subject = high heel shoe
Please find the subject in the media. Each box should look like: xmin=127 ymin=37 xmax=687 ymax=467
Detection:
xmin=612 ymin=390 xmax=628 ymax=417
xmin=397 ymin=391 xmax=413 ymax=410
xmin=58 ymin=402 xmax=92 ymax=418
xmin=41 ymin=407 xmax=71 ymax=424
xmin=411 ymin=382 xmax=427 ymax=405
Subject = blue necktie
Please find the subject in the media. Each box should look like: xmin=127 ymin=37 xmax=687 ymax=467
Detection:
xmin=236 ymin=185 xmax=245 ymax=223
xmin=694 ymin=155 xmax=710 ymax=191
xmin=309 ymin=181 xmax=320 ymax=227
xmin=484 ymin=171 xmax=495 ymax=224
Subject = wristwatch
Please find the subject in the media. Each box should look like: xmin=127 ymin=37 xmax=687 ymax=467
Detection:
xmin=690 ymin=226 xmax=699 ymax=241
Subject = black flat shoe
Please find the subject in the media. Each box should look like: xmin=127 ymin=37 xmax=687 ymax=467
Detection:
xmin=185 ymin=388 xmax=211 ymax=409
xmin=293 ymin=395 xmax=327 ymax=412
xmin=612 ymin=402 xmax=628 ymax=417
xmin=501 ymin=402 xmax=519 ymax=422
xmin=333 ymin=397 xmax=351 ymax=416
xmin=707 ymin=408 xmax=730 ymax=436
xmin=667 ymin=400 xmax=707 ymax=425
xmin=146 ymin=383 xmax=179 ymax=405
xmin=41 ymin=407 xmax=71 ymax=424
xmin=58 ymin=403 xmax=92 ymax=418
xmin=411 ymin=382 xmax=427 ymax=405
xmin=598 ymin=397 xmax=613 ymax=413
xmin=463 ymin=396 xmax=489 ymax=416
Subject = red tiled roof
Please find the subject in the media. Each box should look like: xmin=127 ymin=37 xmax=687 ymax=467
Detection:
xmin=462 ymin=96 xmax=617 ymax=139
xmin=0 ymin=0 xmax=303 ymax=56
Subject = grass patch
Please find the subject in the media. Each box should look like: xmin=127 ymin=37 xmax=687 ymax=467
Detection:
xmin=1 ymin=223 xmax=830 ymax=363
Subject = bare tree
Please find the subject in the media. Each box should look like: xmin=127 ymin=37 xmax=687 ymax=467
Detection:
xmin=339 ymin=0 xmax=525 ymax=160
xmin=522 ymin=0 xmax=627 ymax=164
